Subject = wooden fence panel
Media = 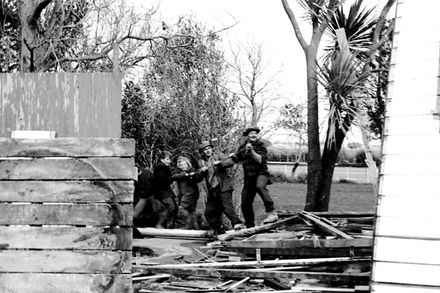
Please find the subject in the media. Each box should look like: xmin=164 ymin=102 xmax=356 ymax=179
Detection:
xmin=0 ymin=158 xmax=135 ymax=180
xmin=0 ymin=203 xmax=132 ymax=226
xmin=0 ymin=181 xmax=133 ymax=203
xmin=0 ymin=274 xmax=132 ymax=293
xmin=0 ymin=138 xmax=133 ymax=292
xmin=0 ymin=73 xmax=122 ymax=138
xmin=0 ymin=226 xmax=132 ymax=250
xmin=0 ymin=138 xmax=135 ymax=157
xmin=0 ymin=251 xmax=131 ymax=273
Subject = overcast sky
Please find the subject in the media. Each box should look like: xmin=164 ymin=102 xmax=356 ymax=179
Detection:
xmin=130 ymin=0 xmax=390 ymax=144
xmin=135 ymin=1 xmax=308 ymax=103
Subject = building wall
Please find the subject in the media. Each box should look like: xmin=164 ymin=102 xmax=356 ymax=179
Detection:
xmin=371 ymin=0 xmax=440 ymax=292
xmin=0 ymin=73 xmax=122 ymax=138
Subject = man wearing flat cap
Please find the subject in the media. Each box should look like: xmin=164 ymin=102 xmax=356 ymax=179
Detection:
xmin=230 ymin=127 xmax=278 ymax=227
xmin=198 ymin=141 xmax=244 ymax=233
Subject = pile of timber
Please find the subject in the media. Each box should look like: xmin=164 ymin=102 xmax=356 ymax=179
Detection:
xmin=220 ymin=211 xmax=374 ymax=258
xmin=133 ymin=211 xmax=374 ymax=292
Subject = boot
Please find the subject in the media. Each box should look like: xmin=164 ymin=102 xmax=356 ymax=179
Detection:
xmin=155 ymin=210 xmax=168 ymax=229
xmin=262 ymin=212 xmax=278 ymax=224
xmin=184 ymin=211 xmax=195 ymax=230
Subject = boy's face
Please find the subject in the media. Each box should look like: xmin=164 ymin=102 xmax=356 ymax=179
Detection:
xmin=202 ymin=146 xmax=213 ymax=158
xmin=177 ymin=160 xmax=190 ymax=171
xmin=248 ymin=131 xmax=259 ymax=142
xmin=161 ymin=156 xmax=171 ymax=166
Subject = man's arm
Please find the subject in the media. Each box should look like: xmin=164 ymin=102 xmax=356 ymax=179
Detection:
xmin=133 ymin=198 xmax=147 ymax=219
xmin=171 ymin=172 xmax=189 ymax=181
xmin=246 ymin=143 xmax=262 ymax=164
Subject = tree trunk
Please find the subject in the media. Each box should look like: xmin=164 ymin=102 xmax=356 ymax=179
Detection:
xmin=19 ymin=0 xmax=62 ymax=72
xmin=358 ymin=112 xmax=379 ymax=195
xmin=314 ymin=119 xmax=347 ymax=211
xmin=251 ymin=102 xmax=258 ymax=126
xmin=304 ymin=48 xmax=322 ymax=211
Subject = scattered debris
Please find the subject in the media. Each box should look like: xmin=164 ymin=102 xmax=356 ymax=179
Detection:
xmin=133 ymin=211 xmax=374 ymax=292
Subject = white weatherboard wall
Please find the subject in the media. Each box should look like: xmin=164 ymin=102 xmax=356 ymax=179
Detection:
xmin=371 ymin=0 xmax=440 ymax=292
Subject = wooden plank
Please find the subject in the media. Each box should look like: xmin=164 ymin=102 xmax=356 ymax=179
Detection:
xmin=383 ymin=135 xmax=440 ymax=155
xmin=11 ymin=130 xmax=56 ymax=139
xmin=141 ymin=267 xmax=369 ymax=285
xmin=137 ymin=227 xmax=214 ymax=239
xmin=381 ymin=154 xmax=440 ymax=176
xmin=374 ymin=236 xmax=440 ymax=265
xmin=0 ymin=203 xmax=132 ymax=225
xmin=387 ymin=77 xmax=439 ymax=104
xmin=0 ymin=158 xmax=135 ymax=180
xmin=375 ymin=216 xmax=440 ymax=239
xmin=222 ymin=247 xmax=372 ymax=258
xmin=384 ymin=115 xmax=439 ymax=135
xmin=299 ymin=212 xmax=354 ymax=239
xmin=386 ymin=94 xmax=439 ymax=118
xmin=0 ymin=138 xmax=134 ymax=157
xmin=372 ymin=261 xmax=440 ymax=286
xmin=0 ymin=250 xmax=131 ymax=273
xmin=217 ymin=216 xmax=299 ymax=241
xmin=237 ymin=287 xmax=356 ymax=293
xmin=391 ymin=42 xmax=440 ymax=64
xmin=376 ymin=195 xmax=440 ymax=218
xmin=0 ymin=180 xmax=133 ymax=203
xmin=145 ymin=257 xmax=363 ymax=269
xmin=225 ymin=238 xmax=372 ymax=249
xmin=310 ymin=212 xmax=375 ymax=218
xmin=371 ymin=282 xmax=440 ymax=293
xmin=388 ymin=59 xmax=439 ymax=82
xmin=0 ymin=273 xmax=132 ymax=293
xmin=0 ymin=226 xmax=132 ymax=250
xmin=379 ymin=174 xmax=440 ymax=197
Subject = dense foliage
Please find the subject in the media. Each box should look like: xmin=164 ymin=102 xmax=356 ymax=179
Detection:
xmin=122 ymin=19 xmax=242 ymax=168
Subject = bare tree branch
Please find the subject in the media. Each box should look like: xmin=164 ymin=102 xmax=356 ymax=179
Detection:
xmin=281 ymin=0 xmax=308 ymax=50
xmin=28 ymin=0 xmax=52 ymax=26
xmin=372 ymin=0 xmax=396 ymax=45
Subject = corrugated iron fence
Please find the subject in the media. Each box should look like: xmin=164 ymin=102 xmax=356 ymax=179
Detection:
xmin=0 ymin=138 xmax=135 ymax=293
xmin=0 ymin=73 xmax=122 ymax=138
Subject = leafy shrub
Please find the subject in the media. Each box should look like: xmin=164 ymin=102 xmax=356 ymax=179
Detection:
xmin=270 ymin=171 xmax=296 ymax=183
xmin=294 ymin=172 xmax=307 ymax=184
xmin=269 ymin=171 xmax=307 ymax=184
xmin=337 ymin=178 xmax=359 ymax=184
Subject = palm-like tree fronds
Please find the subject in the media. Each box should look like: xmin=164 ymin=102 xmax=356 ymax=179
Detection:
xmin=324 ymin=0 xmax=376 ymax=61
xmin=318 ymin=40 xmax=370 ymax=146
xmin=298 ymin=0 xmax=339 ymax=24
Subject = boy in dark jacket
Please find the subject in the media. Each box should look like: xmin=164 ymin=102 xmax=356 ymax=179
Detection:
xmin=133 ymin=168 xmax=156 ymax=227
xmin=152 ymin=151 xmax=177 ymax=228
xmin=171 ymin=156 xmax=204 ymax=229
xmin=231 ymin=127 xmax=278 ymax=227
xmin=198 ymin=141 xmax=244 ymax=233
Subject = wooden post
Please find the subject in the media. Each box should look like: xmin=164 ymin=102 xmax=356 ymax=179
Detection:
xmin=113 ymin=43 xmax=120 ymax=73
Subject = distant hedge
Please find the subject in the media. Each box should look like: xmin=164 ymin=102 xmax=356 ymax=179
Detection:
xmin=267 ymin=145 xmax=381 ymax=167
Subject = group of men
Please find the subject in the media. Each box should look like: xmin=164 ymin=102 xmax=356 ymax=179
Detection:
xmin=133 ymin=127 xmax=278 ymax=233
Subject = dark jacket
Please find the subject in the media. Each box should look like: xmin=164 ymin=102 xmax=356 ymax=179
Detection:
xmin=199 ymin=153 xmax=234 ymax=192
xmin=152 ymin=162 xmax=175 ymax=199
xmin=233 ymin=139 xmax=269 ymax=177
xmin=171 ymin=167 xmax=203 ymax=199
xmin=134 ymin=168 xmax=154 ymax=205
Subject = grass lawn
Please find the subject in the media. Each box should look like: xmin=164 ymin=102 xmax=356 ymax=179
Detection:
xmin=252 ymin=182 xmax=376 ymax=224
xmin=195 ymin=182 xmax=376 ymax=227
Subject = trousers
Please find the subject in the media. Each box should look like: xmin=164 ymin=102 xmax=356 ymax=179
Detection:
xmin=204 ymin=188 xmax=242 ymax=232
xmin=241 ymin=174 xmax=274 ymax=228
